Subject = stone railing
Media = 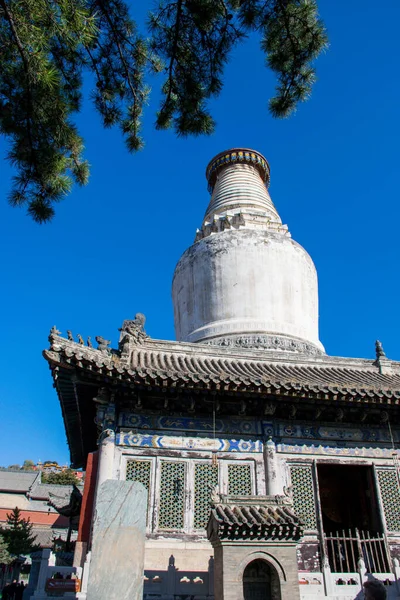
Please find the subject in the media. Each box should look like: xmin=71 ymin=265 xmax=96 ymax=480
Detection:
xmin=26 ymin=550 xmax=83 ymax=600
xmin=299 ymin=559 xmax=400 ymax=600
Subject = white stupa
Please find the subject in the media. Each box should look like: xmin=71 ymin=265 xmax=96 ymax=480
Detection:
xmin=172 ymin=148 xmax=324 ymax=355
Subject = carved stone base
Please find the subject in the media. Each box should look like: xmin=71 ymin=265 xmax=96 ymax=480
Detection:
xmin=202 ymin=333 xmax=324 ymax=356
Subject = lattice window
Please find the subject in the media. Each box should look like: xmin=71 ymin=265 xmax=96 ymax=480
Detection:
xmin=126 ymin=460 xmax=151 ymax=492
xmin=194 ymin=464 xmax=218 ymax=529
xmin=290 ymin=465 xmax=317 ymax=530
xmin=377 ymin=469 xmax=400 ymax=531
xmin=228 ymin=464 xmax=252 ymax=496
xmin=159 ymin=461 xmax=185 ymax=530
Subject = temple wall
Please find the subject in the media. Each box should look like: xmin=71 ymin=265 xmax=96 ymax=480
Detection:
xmin=86 ymin=409 xmax=400 ymax=598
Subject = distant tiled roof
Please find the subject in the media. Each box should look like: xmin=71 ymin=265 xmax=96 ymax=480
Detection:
xmin=32 ymin=528 xmax=55 ymax=548
xmin=32 ymin=527 xmax=77 ymax=548
xmin=47 ymin=486 xmax=82 ymax=519
xmin=27 ymin=499 xmax=57 ymax=512
xmin=30 ymin=483 xmax=74 ymax=500
xmin=207 ymin=497 xmax=303 ymax=541
xmin=0 ymin=470 xmax=40 ymax=493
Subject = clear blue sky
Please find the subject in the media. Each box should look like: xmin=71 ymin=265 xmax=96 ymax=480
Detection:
xmin=0 ymin=0 xmax=399 ymax=467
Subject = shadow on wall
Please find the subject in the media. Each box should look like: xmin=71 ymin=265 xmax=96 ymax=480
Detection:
xmin=143 ymin=555 xmax=214 ymax=599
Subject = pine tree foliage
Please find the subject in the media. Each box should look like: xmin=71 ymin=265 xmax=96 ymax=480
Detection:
xmin=149 ymin=0 xmax=244 ymax=135
xmin=0 ymin=534 xmax=12 ymax=565
xmin=1 ymin=508 xmax=37 ymax=556
xmin=0 ymin=0 xmax=327 ymax=222
xmin=238 ymin=0 xmax=328 ymax=117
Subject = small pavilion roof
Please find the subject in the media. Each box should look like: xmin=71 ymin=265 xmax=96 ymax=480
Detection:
xmin=207 ymin=496 xmax=303 ymax=541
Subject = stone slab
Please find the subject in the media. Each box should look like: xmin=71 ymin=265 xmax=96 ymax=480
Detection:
xmin=86 ymin=479 xmax=147 ymax=600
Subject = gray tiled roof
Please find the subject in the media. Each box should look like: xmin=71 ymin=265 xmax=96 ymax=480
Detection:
xmin=0 ymin=470 xmax=40 ymax=492
xmin=32 ymin=527 xmax=78 ymax=548
xmin=208 ymin=497 xmax=303 ymax=541
xmin=27 ymin=499 xmax=57 ymax=512
xmin=30 ymin=483 xmax=74 ymax=500
xmin=44 ymin=335 xmax=400 ymax=400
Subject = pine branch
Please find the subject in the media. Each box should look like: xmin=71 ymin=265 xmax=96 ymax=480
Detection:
xmin=0 ymin=0 xmax=37 ymax=179
xmin=162 ymin=0 xmax=183 ymax=111
xmin=0 ymin=0 xmax=328 ymax=222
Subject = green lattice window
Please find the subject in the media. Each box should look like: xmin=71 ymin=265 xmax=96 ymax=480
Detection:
xmin=159 ymin=461 xmax=185 ymax=530
xmin=126 ymin=460 xmax=151 ymax=524
xmin=377 ymin=469 xmax=400 ymax=532
xmin=126 ymin=460 xmax=151 ymax=492
xmin=228 ymin=464 xmax=252 ymax=496
xmin=194 ymin=463 xmax=219 ymax=529
xmin=290 ymin=465 xmax=317 ymax=530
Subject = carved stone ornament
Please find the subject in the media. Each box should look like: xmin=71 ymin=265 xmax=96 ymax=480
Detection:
xmin=204 ymin=333 xmax=323 ymax=356
xmin=96 ymin=335 xmax=111 ymax=355
xmin=374 ymin=340 xmax=392 ymax=375
xmin=118 ymin=312 xmax=148 ymax=352
xmin=283 ymin=484 xmax=293 ymax=500
xmin=375 ymin=340 xmax=386 ymax=359
xmin=119 ymin=333 xmax=131 ymax=355
xmin=195 ymin=211 xmax=288 ymax=242
xmin=208 ymin=484 xmax=221 ymax=505
xmin=49 ymin=325 xmax=61 ymax=337
xmin=274 ymin=494 xmax=293 ymax=506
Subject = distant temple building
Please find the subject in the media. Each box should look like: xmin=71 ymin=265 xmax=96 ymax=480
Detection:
xmin=44 ymin=149 xmax=400 ymax=600
xmin=0 ymin=470 xmax=80 ymax=550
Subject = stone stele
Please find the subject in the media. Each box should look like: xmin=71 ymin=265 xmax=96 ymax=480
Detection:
xmin=86 ymin=479 xmax=147 ymax=600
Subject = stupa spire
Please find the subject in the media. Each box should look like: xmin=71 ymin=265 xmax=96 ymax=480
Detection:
xmin=196 ymin=148 xmax=287 ymax=242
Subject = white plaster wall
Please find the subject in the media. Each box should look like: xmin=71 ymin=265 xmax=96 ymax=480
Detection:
xmin=173 ymin=228 xmax=321 ymax=349
xmin=144 ymin=539 xmax=213 ymax=571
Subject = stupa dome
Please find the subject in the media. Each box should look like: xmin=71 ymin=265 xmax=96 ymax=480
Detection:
xmin=172 ymin=148 xmax=324 ymax=355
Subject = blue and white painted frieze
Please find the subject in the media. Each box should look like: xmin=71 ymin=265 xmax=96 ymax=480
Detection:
xmin=275 ymin=422 xmax=400 ymax=444
xmin=117 ymin=431 xmax=263 ymax=453
xmin=119 ymin=413 xmax=263 ymax=436
xmin=277 ymin=443 xmax=400 ymax=458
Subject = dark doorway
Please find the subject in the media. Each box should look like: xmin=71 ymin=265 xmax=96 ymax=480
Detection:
xmin=317 ymin=464 xmax=389 ymax=573
xmin=317 ymin=464 xmax=382 ymax=533
xmin=243 ymin=560 xmax=272 ymax=600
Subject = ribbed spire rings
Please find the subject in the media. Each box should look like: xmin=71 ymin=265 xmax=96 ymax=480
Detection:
xmin=206 ymin=148 xmax=270 ymax=192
